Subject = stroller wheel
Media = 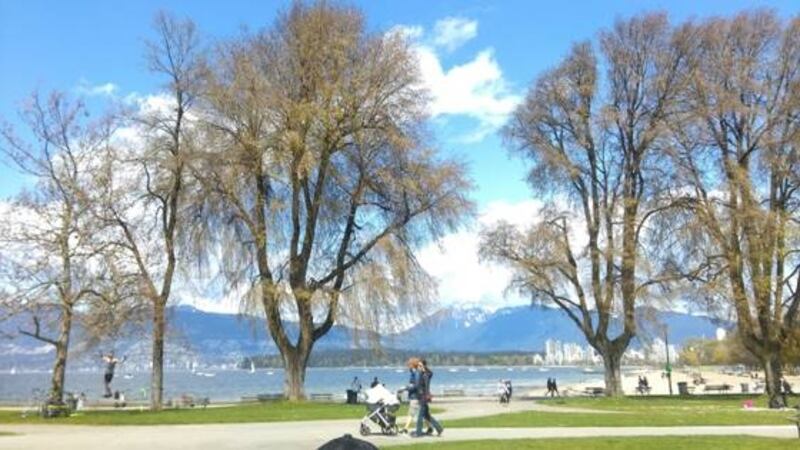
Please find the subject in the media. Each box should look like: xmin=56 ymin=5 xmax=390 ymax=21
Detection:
xmin=359 ymin=423 xmax=370 ymax=436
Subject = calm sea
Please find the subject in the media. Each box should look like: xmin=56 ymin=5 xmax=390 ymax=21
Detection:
xmin=0 ymin=366 xmax=606 ymax=404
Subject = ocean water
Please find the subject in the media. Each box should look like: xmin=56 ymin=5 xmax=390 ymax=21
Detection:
xmin=0 ymin=366 xmax=606 ymax=403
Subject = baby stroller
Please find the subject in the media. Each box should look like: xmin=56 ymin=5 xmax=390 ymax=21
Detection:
xmin=359 ymin=384 xmax=400 ymax=436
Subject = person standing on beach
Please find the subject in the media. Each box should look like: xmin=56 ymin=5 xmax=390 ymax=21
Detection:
xmin=413 ymin=359 xmax=443 ymax=437
xmin=102 ymin=353 xmax=125 ymax=398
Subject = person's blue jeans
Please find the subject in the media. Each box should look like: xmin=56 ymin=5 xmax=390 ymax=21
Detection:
xmin=415 ymin=402 xmax=442 ymax=435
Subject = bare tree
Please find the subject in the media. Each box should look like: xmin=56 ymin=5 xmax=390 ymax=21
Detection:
xmin=0 ymin=92 xmax=122 ymax=406
xmin=194 ymin=1 xmax=472 ymax=400
xmin=92 ymin=12 xmax=200 ymax=410
xmin=668 ymin=11 xmax=800 ymax=408
xmin=481 ymin=14 xmax=694 ymax=396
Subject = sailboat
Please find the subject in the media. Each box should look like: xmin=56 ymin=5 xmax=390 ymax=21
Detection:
xmin=249 ymin=360 xmax=256 ymax=374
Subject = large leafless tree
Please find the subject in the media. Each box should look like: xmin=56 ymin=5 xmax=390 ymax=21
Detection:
xmin=481 ymin=14 xmax=694 ymax=395
xmin=668 ymin=11 xmax=800 ymax=408
xmin=0 ymin=92 xmax=124 ymax=405
xmin=92 ymin=12 xmax=200 ymax=410
xmin=194 ymin=2 xmax=472 ymax=399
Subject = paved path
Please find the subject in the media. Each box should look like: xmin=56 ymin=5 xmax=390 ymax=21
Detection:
xmin=0 ymin=400 xmax=795 ymax=449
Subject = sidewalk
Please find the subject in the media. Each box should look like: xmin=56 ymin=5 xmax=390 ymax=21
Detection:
xmin=0 ymin=400 xmax=795 ymax=449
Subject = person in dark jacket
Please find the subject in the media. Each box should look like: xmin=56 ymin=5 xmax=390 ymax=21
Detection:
xmin=400 ymin=357 xmax=421 ymax=433
xmin=413 ymin=359 xmax=443 ymax=437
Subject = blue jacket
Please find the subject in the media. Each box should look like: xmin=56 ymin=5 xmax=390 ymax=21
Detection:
xmin=406 ymin=369 xmax=419 ymax=400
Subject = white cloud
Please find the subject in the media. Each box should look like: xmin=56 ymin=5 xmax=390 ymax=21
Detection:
xmin=417 ymin=199 xmax=544 ymax=310
xmin=415 ymin=46 xmax=521 ymax=142
xmin=392 ymin=17 xmax=521 ymax=143
xmin=388 ymin=24 xmax=424 ymax=41
xmin=75 ymin=80 xmax=118 ymax=97
xmin=432 ymin=17 xmax=478 ymax=52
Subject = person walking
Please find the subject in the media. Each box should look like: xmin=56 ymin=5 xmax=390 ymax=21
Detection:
xmin=401 ymin=357 xmax=421 ymax=433
xmin=413 ymin=359 xmax=443 ymax=437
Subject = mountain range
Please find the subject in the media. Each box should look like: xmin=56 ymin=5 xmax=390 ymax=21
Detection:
xmin=0 ymin=304 xmax=726 ymax=370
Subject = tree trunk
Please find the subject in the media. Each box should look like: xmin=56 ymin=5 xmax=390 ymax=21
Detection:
xmin=602 ymin=349 xmax=624 ymax=397
xmin=283 ymin=348 xmax=310 ymax=401
xmin=763 ymin=353 xmax=784 ymax=409
xmin=49 ymin=308 xmax=73 ymax=405
xmin=150 ymin=301 xmax=165 ymax=410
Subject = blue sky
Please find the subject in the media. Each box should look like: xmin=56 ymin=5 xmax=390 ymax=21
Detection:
xmin=1 ymin=0 xmax=798 ymax=311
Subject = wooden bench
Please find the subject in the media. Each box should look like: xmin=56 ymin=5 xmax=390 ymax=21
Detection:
xmin=636 ymin=386 xmax=652 ymax=395
xmin=309 ymin=393 xmax=334 ymax=402
xmin=703 ymin=384 xmax=732 ymax=393
xmin=584 ymin=387 xmax=605 ymax=397
xmin=442 ymin=389 xmax=465 ymax=397
xmin=178 ymin=395 xmax=210 ymax=408
xmin=241 ymin=393 xmax=283 ymax=403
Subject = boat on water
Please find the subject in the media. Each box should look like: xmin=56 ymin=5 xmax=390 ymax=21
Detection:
xmin=123 ymin=373 xmax=134 ymax=379
xmin=467 ymin=368 xmax=478 ymax=373
xmin=195 ymin=372 xmax=215 ymax=377
xmin=538 ymin=367 xmax=550 ymax=372
xmin=249 ymin=361 xmax=256 ymax=374
xmin=448 ymin=368 xmax=459 ymax=373
xmin=582 ymin=367 xmax=596 ymax=373
xmin=266 ymin=371 xmax=274 ymax=375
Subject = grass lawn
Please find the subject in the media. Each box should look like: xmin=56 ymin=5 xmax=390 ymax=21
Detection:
xmin=386 ymin=436 xmax=796 ymax=450
xmin=0 ymin=401 xmax=424 ymax=425
xmin=447 ymin=395 xmax=799 ymax=428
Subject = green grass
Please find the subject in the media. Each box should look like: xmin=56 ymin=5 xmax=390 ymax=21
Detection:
xmin=0 ymin=401 xmax=422 ymax=425
xmin=447 ymin=395 xmax=799 ymax=428
xmin=386 ymin=436 xmax=796 ymax=450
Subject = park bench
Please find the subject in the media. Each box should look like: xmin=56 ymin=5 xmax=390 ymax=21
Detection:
xmin=635 ymin=385 xmax=652 ymax=395
xmin=584 ymin=387 xmax=605 ymax=397
xmin=241 ymin=393 xmax=283 ymax=402
xmin=309 ymin=393 xmax=334 ymax=402
xmin=442 ymin=389 xmax=465 ymax=397
xmin=703 ymin=384 xmax=732 ymax=393
xmin=178 ymin=394 xmax=210 ymax=408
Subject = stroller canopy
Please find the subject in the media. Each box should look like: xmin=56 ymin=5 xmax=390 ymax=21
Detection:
xmin=364 ymin=384 xmax=399 ymax=406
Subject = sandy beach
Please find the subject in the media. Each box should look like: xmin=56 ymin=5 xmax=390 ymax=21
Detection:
xmin=551 ymin=367 xmax=800 ymax=397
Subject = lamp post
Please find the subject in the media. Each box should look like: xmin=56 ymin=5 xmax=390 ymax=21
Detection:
xmin=664 ymin=326 xmax=673 ymax=396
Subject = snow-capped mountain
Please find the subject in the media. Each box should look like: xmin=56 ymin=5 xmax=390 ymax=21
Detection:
xmin=0 ymin=304 xmax=725 ymax=370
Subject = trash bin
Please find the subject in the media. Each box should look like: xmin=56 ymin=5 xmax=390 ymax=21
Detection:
xmin=740 ymin=383 xmax=749 ymax=393
xmin=346 ymin=389 xmax=357 ymax=404
xmin=677 ymin=381 xmax=689 ymax=395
